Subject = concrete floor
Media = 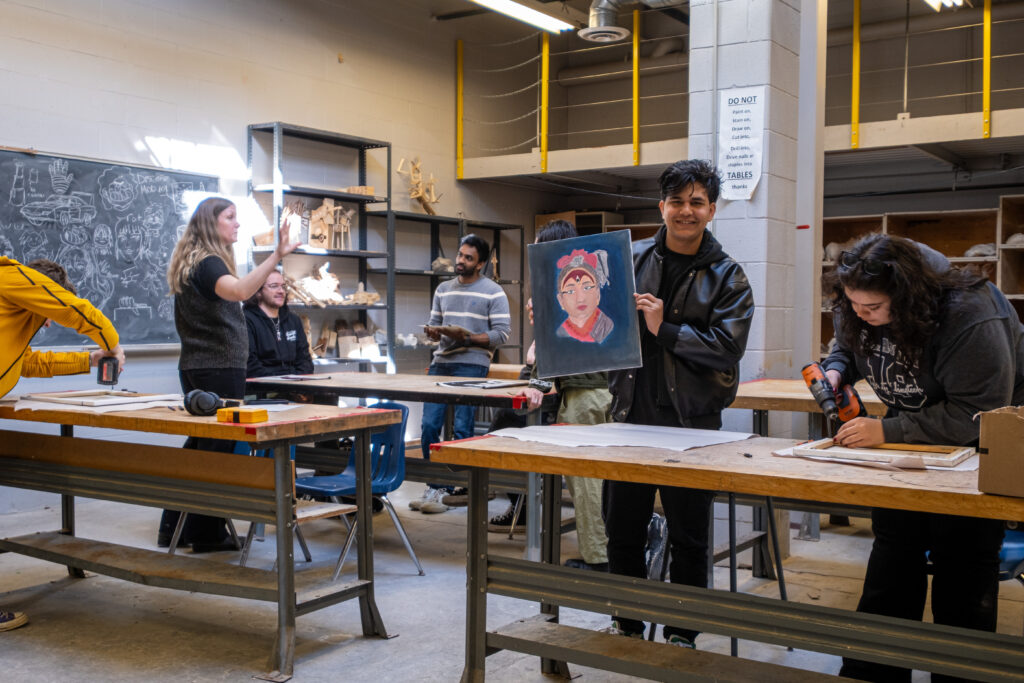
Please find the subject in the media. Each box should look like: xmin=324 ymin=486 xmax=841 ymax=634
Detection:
xmin=1 ymin=485 xmax=1022 ymax=682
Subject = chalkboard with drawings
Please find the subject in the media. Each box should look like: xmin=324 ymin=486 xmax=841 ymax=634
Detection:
xmin=0 ymin=149 xmax=218 ymax=346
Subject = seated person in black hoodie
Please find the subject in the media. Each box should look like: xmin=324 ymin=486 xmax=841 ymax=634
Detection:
xmin=244 ymin=270 xmax=313 ymax=377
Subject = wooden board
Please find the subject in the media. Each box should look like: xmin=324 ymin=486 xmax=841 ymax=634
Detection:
xmin=0 ymin=402 xmax=399 ymax=443
xmin=248 ymin=372 xmax=557 ymax=408
xmin=0 ymin=428 xmax=279 ymax=490
xmin=23 ymin=390 xmax=180 ymax=406
xmin=732 ymin=378 xmax=886 ymax=416
xmin=429 ymin=434 xmax=1024 ymax=522
xmin=791 ymin=438 xmax=975 ymax=468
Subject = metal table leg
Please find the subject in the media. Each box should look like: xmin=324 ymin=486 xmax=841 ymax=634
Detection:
xmin=268 ymin=443 xmax=296 ymax=681
xmin=524 ymin=410 xmax=542 ymax=562
xmin=355 ymin=428 xmax=387 ymax=637
xmin=540 ymin=472 xmax=570 ymax=677
xmin=462 ymin=467 xmax=489 ymax=683
xmin=59 ymin=424 xmax=85 ymax=579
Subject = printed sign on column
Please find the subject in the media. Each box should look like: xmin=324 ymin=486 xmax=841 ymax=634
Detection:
xmin=718 ymin=86 xmax=765 ymax=201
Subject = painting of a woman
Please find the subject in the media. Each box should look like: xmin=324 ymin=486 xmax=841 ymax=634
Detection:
xmin=555 ymin=248 xmax=613 ymax=343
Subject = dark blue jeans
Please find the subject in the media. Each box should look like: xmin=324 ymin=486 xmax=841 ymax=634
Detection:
xmin=421 ymin=362 xmax=488 ymax=491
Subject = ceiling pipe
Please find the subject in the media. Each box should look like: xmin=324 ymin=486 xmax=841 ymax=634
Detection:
xmin=579 ymin=0 xmax=687 ymax=42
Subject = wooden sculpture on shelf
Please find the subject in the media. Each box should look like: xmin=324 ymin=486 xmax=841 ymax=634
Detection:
xmin=397 ymin=157 xmax=442 ymax=215
xmin=308 ymin=199 xmax=335 ymax=249
xmin=332 ymin=206 xmax=355 ymax=251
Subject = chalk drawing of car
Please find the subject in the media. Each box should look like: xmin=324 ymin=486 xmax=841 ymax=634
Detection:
xmin=21 ymin=192 xmax=98 ymax=227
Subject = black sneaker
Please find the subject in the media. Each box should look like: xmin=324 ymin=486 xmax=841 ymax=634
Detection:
xmin=487 ymin=505 xmax=526 ymax=533
xmin=442 ymin=487 xmax=469 ymax=507
xmin=563 ymin=557 xmax=609 ymax=572
xmin=441 ymin=488 xmax=496 ymax=507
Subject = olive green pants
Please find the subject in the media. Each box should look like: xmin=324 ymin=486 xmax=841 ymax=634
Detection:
xmin=558 ymin=386 xmax=611 ymax=565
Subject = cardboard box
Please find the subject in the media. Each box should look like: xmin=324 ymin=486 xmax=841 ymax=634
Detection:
xmin=978 ymin=406 xmax=1024 ymax=497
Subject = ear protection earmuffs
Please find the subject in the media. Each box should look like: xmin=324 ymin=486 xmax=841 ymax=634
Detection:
xmin=184 ymin=390 xmax=241 ymax=416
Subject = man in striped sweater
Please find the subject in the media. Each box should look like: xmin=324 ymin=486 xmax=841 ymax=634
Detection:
xmin=412 ymin=234 xmax=511 ymax=514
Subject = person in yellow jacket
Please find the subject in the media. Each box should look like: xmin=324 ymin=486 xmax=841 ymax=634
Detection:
xmin=0 ymin=255 xmax=125 ymax=632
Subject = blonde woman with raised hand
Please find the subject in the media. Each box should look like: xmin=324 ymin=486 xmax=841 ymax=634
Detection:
xmin=158 ymin=197 xmax=297 ymax=551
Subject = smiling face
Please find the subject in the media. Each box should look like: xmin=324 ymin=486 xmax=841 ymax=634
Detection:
xmin=216 ymin=203 xmax=239 ymax=246
xmin=659 ymin=182 xmax=715 ymax=255
xmin=258 ymin=271 xmax=286 ymax=312
xmin=844 ymin=287 xmax=892 ymax=326
xmin=557 ymin=270 xmax=600 ymax=326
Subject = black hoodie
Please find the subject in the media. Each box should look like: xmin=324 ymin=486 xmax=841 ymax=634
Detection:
xmin=608 ymin=227 xmax=754 ymax=426
xmin=824 ymin=244 xmax=1024 ymax=446
xmin=244 ymin=304 xmax=313 ymax=378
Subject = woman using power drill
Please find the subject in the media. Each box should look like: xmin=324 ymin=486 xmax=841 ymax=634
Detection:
xmin=823 ymin=233 xmax=1024 ymax=682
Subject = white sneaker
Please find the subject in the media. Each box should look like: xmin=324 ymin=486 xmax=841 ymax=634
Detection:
xmin=419 ymin=488 xmax=450 ymax=514
xmin=409 ymin=486 xmax=433 ymax=511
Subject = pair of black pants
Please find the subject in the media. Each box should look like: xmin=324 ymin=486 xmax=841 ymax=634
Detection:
xmin=839 ymin=508 xmax=1004 ymax=683
xmin=604 ymin=479 xmax=715 ymax=642
xmin=158 ymin=368 xmax=246 ymax=546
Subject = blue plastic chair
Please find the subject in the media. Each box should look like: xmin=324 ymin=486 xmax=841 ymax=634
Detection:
xmin=294 ymin=402 xmax=424 ymax=578
xmin=999 ymin=528 xmax=1024 ymax=583
xmin=231 ymin=442 xmax=317 ymax=568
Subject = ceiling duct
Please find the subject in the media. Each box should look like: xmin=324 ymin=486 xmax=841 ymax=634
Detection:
xmin=579 ymin=0 xmax=687 ymax=43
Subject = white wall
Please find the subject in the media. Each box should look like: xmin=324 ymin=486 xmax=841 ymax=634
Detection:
xmin=0 ymin=0 xmax=558 ymax=511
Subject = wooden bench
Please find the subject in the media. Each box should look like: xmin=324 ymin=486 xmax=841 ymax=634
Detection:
xmin=490 ymin=617 xmax=841 ymax=682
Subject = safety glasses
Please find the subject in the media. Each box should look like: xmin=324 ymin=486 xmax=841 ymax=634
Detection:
xmin=839 ymin=250 xmax=890 ymax=276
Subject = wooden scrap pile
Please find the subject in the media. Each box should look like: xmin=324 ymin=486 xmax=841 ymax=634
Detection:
xmin=283 ymin=263 xmax=345 ymax=307
xmin=340 ymin=282 xmax=380 ymax=306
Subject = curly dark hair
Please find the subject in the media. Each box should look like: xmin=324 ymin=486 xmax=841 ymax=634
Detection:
xmin=824 ymin=234 xmax=985 ymax=364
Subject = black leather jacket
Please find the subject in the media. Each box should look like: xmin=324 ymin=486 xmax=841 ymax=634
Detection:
xmin=608 ymin=227 xmax=754 ymax=424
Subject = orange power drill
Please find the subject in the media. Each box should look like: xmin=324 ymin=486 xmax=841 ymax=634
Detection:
xmin=801 ymin=362 xmax=867 ymax=424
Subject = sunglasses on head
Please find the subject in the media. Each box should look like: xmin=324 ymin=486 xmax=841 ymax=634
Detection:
xmin=839 ymin=250 xmax=891 ymax=276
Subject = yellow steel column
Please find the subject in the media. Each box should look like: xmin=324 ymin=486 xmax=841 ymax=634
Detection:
xmin=632 ymin=9 xmax=640 ymax=166
xmin=541 ymin=33 xmax=550 ymax=173
xmin=851 ymin=0 xmax=860 ymax=149
xmin=983 ymin=0 xmax=992 ymax=138
xmin=457 ymin=40 xmax=465 ymax=179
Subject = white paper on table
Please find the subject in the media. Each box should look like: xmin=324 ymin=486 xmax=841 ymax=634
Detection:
xmin=772 ymin=446 xmax=980 ymax=472
xmin=489 ymin=422 xmax=754 ymax=452
xmin=12 ymin=398 xmax=184 ymax=414
xmin=259 ymin=403 xmax=304 ymax=413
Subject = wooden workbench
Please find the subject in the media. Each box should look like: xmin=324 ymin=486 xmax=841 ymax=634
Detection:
xmin=432 ymin=431 xmax=1024 ymax=682
xmin=0 ymin=400 xmax=399 ymax=681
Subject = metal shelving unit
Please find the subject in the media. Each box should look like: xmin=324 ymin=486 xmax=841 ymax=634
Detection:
xmin=247 ymin=122 xmax=395 ymax=363
xmin=366 ymin=210 xmax=525 ymax=364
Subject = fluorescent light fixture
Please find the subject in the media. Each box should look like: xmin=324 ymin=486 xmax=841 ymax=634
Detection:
xmin=922 ymin=0 xmax=942 ymax=9
xmin=467 ymin=0 xmax=574 ymax=33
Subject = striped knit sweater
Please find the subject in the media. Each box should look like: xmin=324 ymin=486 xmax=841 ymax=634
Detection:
xmin=427 ymin=275 xmax=511 ymax=368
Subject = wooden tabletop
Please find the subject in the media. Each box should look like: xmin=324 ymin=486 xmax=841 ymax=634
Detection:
xmin=0 ymin=402 xmax=399 ymax=443
xmin=431 ymin=433 xmax=1024 ymax=522
xmin=732 ymin=379 xmax=886 ymax=417
xmin=248 ymin=372 xmax=555 ymax=409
